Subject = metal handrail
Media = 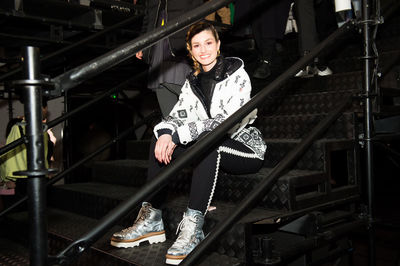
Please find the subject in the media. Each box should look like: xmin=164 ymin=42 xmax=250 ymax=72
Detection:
xmin=50 ymin=0 xmax=235 ymax=95
xmin=0 ymin=15 xmax=143 ymax=82
xmin=50 ymin=19 xmax=356 ymax=264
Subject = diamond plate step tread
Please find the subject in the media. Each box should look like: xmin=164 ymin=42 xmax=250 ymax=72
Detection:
xmin=155 ymin=196 xmax=285 ymax=260
xmin=214 ymin=168 xmax=326 ymax=210
xmin=260 ymin=112 xmax=355 ymax=140
xmin=264 ymin=138 xmax=352 ymax=171
xmin=0 ymin=237 xmax=29 ymax=265
xmin=263 ymin=90 xmax=361 ymax=115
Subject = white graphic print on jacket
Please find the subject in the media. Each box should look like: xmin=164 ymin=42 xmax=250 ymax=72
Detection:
xmin=154 ymin=57 xmax=266 ymax=160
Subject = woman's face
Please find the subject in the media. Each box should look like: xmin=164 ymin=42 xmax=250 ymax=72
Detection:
xmin=190 ymin=29 xmax=220 ymax=72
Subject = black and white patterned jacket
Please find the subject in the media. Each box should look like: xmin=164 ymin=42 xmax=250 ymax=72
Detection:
xmin=154 ymin=57 xmax=266 ymax=160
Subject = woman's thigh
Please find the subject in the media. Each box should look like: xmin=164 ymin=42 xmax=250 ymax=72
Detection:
xmin=218 ymin=138 xmax=264 ymax=175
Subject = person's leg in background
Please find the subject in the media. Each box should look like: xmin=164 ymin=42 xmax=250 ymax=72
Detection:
xmin=295 ymin=0 xmax=333 ymax=77
xmin=252 ymin=0 xmax=292 ymax=79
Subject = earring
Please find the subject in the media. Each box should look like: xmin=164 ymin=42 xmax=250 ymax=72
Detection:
xmin=217 ymin=50 xmax=220 ymax=56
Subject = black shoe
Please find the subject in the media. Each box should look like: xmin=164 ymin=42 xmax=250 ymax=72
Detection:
xmin=253 ymin=59 xmax=271 ymax=79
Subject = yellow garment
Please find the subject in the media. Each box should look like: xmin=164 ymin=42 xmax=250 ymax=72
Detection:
xmin=0 ymin=123 xmax=49 ymax=182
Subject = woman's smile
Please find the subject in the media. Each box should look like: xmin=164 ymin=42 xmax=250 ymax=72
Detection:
xmin=190 ymin=30 xmax=221 ymax=72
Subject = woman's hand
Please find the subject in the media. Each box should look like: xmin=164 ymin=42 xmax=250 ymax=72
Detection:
xmin=154 ymin=134 xmax=176 ymax=164
xmin=136 ymin=51 xmax=143 ymax=60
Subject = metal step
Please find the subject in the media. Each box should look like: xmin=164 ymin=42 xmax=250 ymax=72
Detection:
xmin=48 ymin=182 xmax=141 ymax=223
xmin=0 ymin=237 xmax=29 ymax=265
xmin=126 ymin=139 xmax=151 ymax=160
xmin=259 ymin=112 xmax=356 ymax=140
xmin=263 ymin=90 xmax=361 ymax=115
xmin=3 ymin=199 xmax=285 ymax=265
xmin=91 ymin=159 xmax=149 ymax=186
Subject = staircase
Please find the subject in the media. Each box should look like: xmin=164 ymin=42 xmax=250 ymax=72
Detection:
xmin=1 ymin=2 xmax=400 ymax=266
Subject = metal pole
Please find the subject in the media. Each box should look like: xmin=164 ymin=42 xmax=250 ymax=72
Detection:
xmin=361 ymin=0 xmax=376 ymax=265
xmin=20 ymin=47 xmax=48 ymax=266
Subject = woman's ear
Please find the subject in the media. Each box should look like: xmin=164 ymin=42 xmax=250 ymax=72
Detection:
xmin=217 ymin=40 xmax=221 ymax=52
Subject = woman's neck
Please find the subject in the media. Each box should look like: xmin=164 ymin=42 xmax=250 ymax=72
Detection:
xmin=201 ymin=58 xmax=218 ymax=73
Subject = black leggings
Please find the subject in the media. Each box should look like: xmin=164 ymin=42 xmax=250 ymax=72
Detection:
xmin=147 ymin=135 xmax=263 ymax=214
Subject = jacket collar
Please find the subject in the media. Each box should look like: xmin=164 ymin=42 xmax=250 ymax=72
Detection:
xmin=188 ymin=56 xmax=243 ymax=84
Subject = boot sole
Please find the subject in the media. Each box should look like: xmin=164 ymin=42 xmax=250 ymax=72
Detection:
xmin=110 ymin=231 xmax=166 ymax=248
xmin=165 ymin=256 xmax=185 ymax=265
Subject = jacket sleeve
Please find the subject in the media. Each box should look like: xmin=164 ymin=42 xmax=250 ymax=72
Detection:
xmin=153 ymin=80 xmax=194 ymax=139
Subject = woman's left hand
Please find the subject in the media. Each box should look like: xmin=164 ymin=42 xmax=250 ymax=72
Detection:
xmin=155 ymin=134 xmax=176 ymax=164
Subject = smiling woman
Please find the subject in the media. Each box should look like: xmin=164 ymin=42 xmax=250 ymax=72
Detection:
xmin=188 ymin=28 xmax=221 ymax=72
xmin=110 ymin=21 xmax=267 ymax=265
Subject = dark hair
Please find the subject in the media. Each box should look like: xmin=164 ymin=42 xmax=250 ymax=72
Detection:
xmin=186 ymin=21 xmax=220 ymax=75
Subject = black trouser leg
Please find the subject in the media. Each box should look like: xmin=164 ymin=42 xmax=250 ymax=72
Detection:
xmin=188 ymin=138 xmax=263 ymax=214
xmin=295 ymin=0 xmax=319 ymax=53
xmin=147 ymin=136 xmax=263 ymax=214
xmin=146 ymin=136 xmax=188 ymax=209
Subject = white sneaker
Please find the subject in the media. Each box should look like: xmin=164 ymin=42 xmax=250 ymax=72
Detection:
xmin=316 ymin=66 xmax=333 ymax=76
xmin=295 ymin=65 xmax=315 ymax=78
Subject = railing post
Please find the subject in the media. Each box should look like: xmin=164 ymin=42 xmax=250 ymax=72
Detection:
xmin=361 ymin=0 xmax=376 ymax=265
xmin=17 ymin=46 xmax=48 ymax=266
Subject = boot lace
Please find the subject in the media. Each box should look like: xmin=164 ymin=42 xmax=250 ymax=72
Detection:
xmin=174 ymin=214 xmax=197 ymax=246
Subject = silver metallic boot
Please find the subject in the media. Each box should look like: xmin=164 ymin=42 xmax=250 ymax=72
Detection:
xmin=165 ymin=208 xmax=205 ymax=265
xmin=110 ymin=202 xmax=166 ymax=248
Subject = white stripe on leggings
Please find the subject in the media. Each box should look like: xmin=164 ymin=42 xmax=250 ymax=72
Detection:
xmin=204 ymin=146 xmax=260 ymax=215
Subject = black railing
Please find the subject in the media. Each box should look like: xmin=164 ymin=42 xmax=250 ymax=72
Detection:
xmin=50 ymin=21 xmax=357 ymax=266
xmin=0 ymin=14 xmax=143 ymax=82
xmin=0 ymin=110 xmax=160 ymax=218
xmin=182 ymin=94 xmax=354 ymax=265
xmin=3 ymin=0 xmax=383 ymax=264
xmin=0 ymin=72 xmax=145 ymax=158
xmin=50 ymin=0 xmax=235 ymax=95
